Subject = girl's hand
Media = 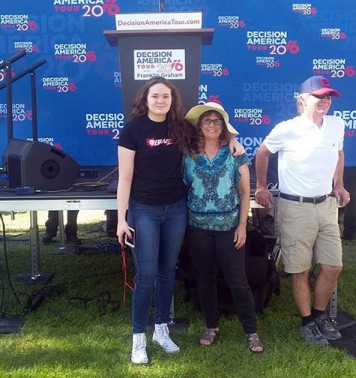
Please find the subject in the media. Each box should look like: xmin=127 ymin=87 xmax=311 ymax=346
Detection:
xmin=229 ymin=138 xmax=245 ymax=156
xmin=117 ymin=220 xmax=132 ymax=246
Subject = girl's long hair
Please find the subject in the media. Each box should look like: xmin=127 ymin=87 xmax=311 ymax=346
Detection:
xmin=131 ymin=76 xmax=196 ymax=153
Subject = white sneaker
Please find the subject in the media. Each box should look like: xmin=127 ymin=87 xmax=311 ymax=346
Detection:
xmin=131 ymin=333 xmax=148 ymax=364
xmin=153 ymin=323 xmax=180 ymax=353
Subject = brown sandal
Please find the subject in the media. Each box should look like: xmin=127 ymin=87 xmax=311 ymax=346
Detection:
xmin=247 ymin=333 xmax=264 ymax=354
xmin=199 ymin=328 xmax=219 ymax=346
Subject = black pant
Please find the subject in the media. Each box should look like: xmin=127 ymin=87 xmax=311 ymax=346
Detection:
xmin=45 ymin=210 xmax=78 ymax=237
xmin=187 ymin=225 xmax=257 ymax=334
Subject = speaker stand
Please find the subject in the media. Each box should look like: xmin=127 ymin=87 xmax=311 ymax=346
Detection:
xmin=50 ymin=211 xmax=80 ymax=254
xmin=14 ymin=211 xmax=53 ymax=284
xmin=51 ymin=245 xmax=79 ymax=254
xmin=148 ymin=296 xmax=189 ymax=333
xmin=168 ymin=295 xmax=189 ymax=332
xmin=0 ymin=316 xmax=26 ymax=334
xmin=15 ymin=272 xmax=53 ymax=284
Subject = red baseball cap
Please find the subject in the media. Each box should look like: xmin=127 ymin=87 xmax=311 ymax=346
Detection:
xmin=300 ymin=75 xmax=340 ymax=97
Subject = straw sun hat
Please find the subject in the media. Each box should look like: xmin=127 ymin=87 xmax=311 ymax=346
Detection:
xmin=185 ymin=102 xmax=238 ymax=135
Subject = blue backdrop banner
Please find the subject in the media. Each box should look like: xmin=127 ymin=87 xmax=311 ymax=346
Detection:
xmin=0 ymin=1 xmax=355 ymax=166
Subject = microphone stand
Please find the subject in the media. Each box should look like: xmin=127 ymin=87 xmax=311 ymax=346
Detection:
xmin=0 ymin=58 xmax=46 ymax=142
xmin=0 ymin=50 xmax=27 ymax=142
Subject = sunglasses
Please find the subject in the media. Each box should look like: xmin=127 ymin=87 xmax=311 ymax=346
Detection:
xmin=311 ymin=94 xmax=332 ymax=100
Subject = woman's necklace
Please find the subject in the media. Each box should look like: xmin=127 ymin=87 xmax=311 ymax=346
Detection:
xmin=204 ymin=146 xmax=220 ymax=167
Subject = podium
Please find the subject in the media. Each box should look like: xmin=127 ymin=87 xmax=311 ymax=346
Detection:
xmin=104 ymin=28 xmax=214 ymax=118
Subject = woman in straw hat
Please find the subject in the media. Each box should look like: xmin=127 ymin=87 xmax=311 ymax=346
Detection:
xmin=183 ymin=102 xmax=264 ymax=353
xmin=116 ymin=77 xmax=244 ymax=364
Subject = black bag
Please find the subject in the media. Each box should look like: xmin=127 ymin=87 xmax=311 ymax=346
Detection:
xmin=245 ymin=230 xmax=281 ymax=313
xmin=177 ymin=229 xmax=280 ymax=314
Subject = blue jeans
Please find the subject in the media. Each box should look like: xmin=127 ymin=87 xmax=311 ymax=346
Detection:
xmin=128 ymin=197 xmax=187 ymax=333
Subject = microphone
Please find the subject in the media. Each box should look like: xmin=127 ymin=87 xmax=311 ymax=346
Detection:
xmin=159 ymin=0 xmax=165 ymax=13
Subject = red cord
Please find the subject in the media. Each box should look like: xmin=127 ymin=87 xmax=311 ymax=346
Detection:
xmin=121 ymin=246 xmax=134 ymax=303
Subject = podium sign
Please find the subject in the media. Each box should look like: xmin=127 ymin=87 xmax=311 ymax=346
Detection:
xmin=115 ymin=12 xmax=202 ymax=31
xmin=133 ymin=49 xmax=186 ymax=80
xmin=104 ymin=13 xmax=213 ymax=120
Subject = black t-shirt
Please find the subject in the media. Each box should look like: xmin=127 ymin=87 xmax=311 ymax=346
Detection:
xmin=118 ymin=115 xmax=187 ymax=206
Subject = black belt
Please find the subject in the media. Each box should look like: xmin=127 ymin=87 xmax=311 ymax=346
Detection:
xmin=280 ymin=193 xmax=331 ymax=204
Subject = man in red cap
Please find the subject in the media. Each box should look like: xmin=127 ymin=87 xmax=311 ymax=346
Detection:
xmin=254 ymin=76 xmax=350 ymax=346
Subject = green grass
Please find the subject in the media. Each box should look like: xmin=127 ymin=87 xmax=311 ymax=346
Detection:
xmin=1 ymin=211 xmax=356 ymax=378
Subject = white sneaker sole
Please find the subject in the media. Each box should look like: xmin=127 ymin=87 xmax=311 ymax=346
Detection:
xmin=131 ymin=356 xmax=148 ymax=364
xmin=153 ymin=340 xmax=180 ymax=353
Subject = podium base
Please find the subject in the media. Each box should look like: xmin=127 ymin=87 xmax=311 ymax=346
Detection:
xmin=15 ymin=272 xmax=53 ymax=284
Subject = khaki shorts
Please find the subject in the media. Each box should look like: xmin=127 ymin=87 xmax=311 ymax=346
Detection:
xmin=276 ymin=196 xmax=342 ymax=274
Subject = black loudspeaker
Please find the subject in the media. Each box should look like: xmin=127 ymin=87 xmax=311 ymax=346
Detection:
xmin=2 ymin=139 xmax=80 ymax=191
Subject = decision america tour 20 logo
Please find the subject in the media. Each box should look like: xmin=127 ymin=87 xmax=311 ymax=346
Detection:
xmin=217 ymin=15 xmax=246 ymax=29
xmin=292 ymin=4 xmax=317 ymax=15
xmin=53 ymin=0 xmax=120 ymax=17
xmin=134 ymin=49 xmax=185 ymax=80
xmin=42 ymin=76 xmax=77 ymax=93
xmin=234 ymin=108 xmax=271 ymax=127
xmin=201 ymin=63 xmax=230 ymax=77
xmin=312 ymin=58 xmax=354 ymax=78
xmin=321 ymin=28 xmax=346 ymax=40
xmin=0 ymin=14 xmax=38 ymax=31
xmin=246 ymin=30 xmax=300 ymax=56
xmin=54 ymin=42 xmax=96 ymax=63
xmin=85 ymin=112 xmax=124 ymax=139
xmin=13 ymin=41 xmax=39 ymax=53
xmin=0 ymin=103 xmax=32 ymax=122
xmin=234 ymin=107 xmax=272 ymax=158
xmin=255 ymin=56 xmax=280 ymax=69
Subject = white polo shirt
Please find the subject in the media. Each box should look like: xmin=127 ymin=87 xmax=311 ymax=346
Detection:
xmin=263 ymin=115 xmax=344 ymax=197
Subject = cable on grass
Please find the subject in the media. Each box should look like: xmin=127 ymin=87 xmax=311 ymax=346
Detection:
xmin=0 ymin=213 xmax=22 ymax=315
xmin=68 ymin=291 xmax=119 ymax=315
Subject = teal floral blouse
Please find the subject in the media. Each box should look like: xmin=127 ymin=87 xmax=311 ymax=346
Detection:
xmin=182 ymin=146 xmax=250 ymax=231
